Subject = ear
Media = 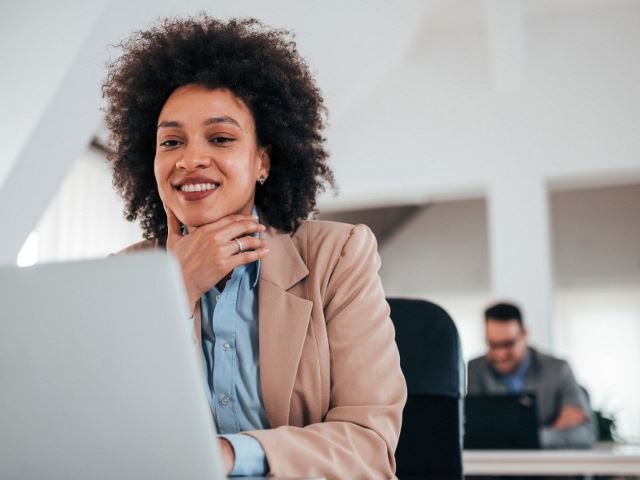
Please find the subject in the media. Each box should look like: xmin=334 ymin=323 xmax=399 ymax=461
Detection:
xmin=258 ymin=145 xmax=271 ymax=178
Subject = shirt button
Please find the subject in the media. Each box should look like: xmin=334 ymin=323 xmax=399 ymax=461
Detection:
xmin=215 ymin=295 xmax=221 ymax=302
xmin=222 ymin=342 xmax=231 ymax=351
xmin=220 ymin=395 xmax=231 ymax=406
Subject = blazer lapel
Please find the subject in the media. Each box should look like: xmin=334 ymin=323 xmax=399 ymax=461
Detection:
xmin=258 ymin=226 xmax=313 ymax=427
xmin=523 ymin=348 xmax=539 ymax=393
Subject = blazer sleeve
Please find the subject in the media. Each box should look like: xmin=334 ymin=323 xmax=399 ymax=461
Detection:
xmin=245 ymin=224 xmax=407 ymax=479
xmin=539 ymin=361 xmax=597 ymax=449
xmin=466 ymin=358 xmax=486 ymax=395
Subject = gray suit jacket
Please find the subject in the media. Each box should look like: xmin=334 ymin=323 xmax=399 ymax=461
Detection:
xmin=467 ymin=347 xmax=596 ymax=449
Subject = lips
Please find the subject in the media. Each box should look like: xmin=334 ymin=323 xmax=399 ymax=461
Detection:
xmin=172 ymin=175 xmax=221 ymax=201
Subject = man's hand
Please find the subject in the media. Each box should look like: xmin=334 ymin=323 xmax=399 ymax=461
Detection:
xmin=218 ymin=437 xmax=235 ymax=474
xmin=552 ymin=405 xmax=587 ymax=430
xmin=164 ymin=207 xmax=269 ymax=314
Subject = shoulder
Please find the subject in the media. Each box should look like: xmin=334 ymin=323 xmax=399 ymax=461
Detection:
xmin=115 ymin=237 xmax=164 ymax=255
xmin=467 ymin=355 xmax=490 ymax=392
xmin=291 ymin=220 xmax=377 ymax=258
xmin=530 ymin=347 xmax=571 ymax=374
xmin=468 ymin=355 xmax=489 ymax=374
xmin=288 ymin=220 xmax=379 ymax=288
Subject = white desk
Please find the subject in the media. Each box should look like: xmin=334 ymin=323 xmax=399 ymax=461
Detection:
xmin=463 ymin=444 xmax=640 ymax=476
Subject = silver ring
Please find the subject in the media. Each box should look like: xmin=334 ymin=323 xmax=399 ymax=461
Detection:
xmin=235 ymin=238 xmax=244 ymax=253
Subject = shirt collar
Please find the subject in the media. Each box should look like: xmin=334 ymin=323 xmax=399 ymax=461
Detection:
xmin=511 ymin=348 xmax=531 ymax=378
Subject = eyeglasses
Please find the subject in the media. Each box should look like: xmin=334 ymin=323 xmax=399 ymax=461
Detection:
xmin=487 ymin=335 xmax=523 ymax=351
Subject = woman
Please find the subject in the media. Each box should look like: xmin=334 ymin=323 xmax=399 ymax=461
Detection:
xmin=104 ymin=15 xmax=406 ymax=479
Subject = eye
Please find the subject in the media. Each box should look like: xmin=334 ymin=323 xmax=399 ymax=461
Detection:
xmin=210 ymin=136 xmax=235 ymax=145
xmin=159 ymin=139 xmax=182 ymax=147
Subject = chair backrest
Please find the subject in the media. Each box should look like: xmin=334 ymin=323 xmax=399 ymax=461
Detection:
xmin=388 ymin=297 xmax=464 ymax=480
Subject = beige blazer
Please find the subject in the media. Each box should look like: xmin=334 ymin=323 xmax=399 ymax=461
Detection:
xmin=120 ymin=220 xmax=407 ymax=479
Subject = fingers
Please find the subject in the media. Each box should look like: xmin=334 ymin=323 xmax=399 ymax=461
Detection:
xmin=194 ymin=216 xmax=265 ymax=244
xmin=221 ymin=219 xmax=266 ymax=242
xmin=228 ymin=247 xmax=270 ymax=269
xmin=228 ymin=235 xmax=267 ymax=255
xmin=164 ymin=205 xmax=183 ymax=247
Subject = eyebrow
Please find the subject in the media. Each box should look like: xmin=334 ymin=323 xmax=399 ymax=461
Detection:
xmin=157 ymin=116 xmax=242 ymax=130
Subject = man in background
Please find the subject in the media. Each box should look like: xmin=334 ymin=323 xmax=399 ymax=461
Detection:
xmin=467 ymin=302 xmax=596 ymax=449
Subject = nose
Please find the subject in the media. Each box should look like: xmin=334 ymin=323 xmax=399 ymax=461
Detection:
xmin=492 ymin=348 xmax=509 ymax=362
xmin=176 ymin=141 xmax=211 ymax=170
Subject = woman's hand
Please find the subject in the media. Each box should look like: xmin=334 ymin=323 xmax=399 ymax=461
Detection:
xmin=164 ymin=206 xmax=269 ymax=313
xmin=218 ymin=437 xmax=235 ymax=474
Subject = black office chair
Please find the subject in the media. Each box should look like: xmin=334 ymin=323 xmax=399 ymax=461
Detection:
xmin=388 ymin=297 xmax=465 ymax=480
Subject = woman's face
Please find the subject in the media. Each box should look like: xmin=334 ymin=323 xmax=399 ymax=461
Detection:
xmin=154 ymin=84 xmax=269 ymax=229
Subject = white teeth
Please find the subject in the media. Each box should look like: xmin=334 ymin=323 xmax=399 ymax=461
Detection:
xmin=179 ymin=183 xmax=218 ymax=192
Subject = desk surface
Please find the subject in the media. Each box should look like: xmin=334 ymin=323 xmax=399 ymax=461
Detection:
xmin=463 ymin=443 xmax=640 ymax=476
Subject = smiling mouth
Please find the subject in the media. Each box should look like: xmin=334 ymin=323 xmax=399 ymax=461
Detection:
xmin=175 ymin=182 xmax=220 ymax=202
xmin=176 ymin=182 xmax=220 ymax=192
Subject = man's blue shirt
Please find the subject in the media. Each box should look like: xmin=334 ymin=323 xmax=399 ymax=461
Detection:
xmin=493 ymin=350 xmax=531 ymax=394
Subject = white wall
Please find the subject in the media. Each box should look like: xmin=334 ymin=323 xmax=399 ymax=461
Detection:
xmin=0 ymin=0 xmax=108 ymax=187
xmin=379 ymin=198 xmax=492 ymax=360
xmin=32 ymin=151 xmax=143 ymax=263
xmin=551 ymin=184 xmax=640 ymax=285
xmin=555 ymin=283 xmax=640 ymax=443
xmin=551 ymin=183 xmax=640 ymax=442
xmin=380 ymin=199 xmax=490 ymax=294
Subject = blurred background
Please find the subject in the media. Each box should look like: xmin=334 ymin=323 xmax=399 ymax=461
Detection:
xmin=1 ymin=0 xmax=638 ymax=442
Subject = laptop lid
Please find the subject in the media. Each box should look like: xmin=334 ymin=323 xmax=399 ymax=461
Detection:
xmin=464 ymin=393 xmax=540 ymax=449
xmin=0 ymin=251 xmax=226 ymax=479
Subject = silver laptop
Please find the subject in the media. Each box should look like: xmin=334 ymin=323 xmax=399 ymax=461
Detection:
xmin=0 ymin=251 xmax=226 ymax=480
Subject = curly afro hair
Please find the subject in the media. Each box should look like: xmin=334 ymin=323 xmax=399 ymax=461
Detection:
xmin=103 ymin=15 xmax=335 ymax=239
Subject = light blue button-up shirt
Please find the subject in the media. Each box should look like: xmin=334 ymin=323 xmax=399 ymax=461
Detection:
xmin=493 ymin=349 xmax=531 ymax=394
xmin=196 ymin=217 xmax=270 ymax=476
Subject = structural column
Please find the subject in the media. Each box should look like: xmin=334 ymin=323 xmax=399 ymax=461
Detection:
xmin=487 ymin=176 xmax=554 ymax=350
